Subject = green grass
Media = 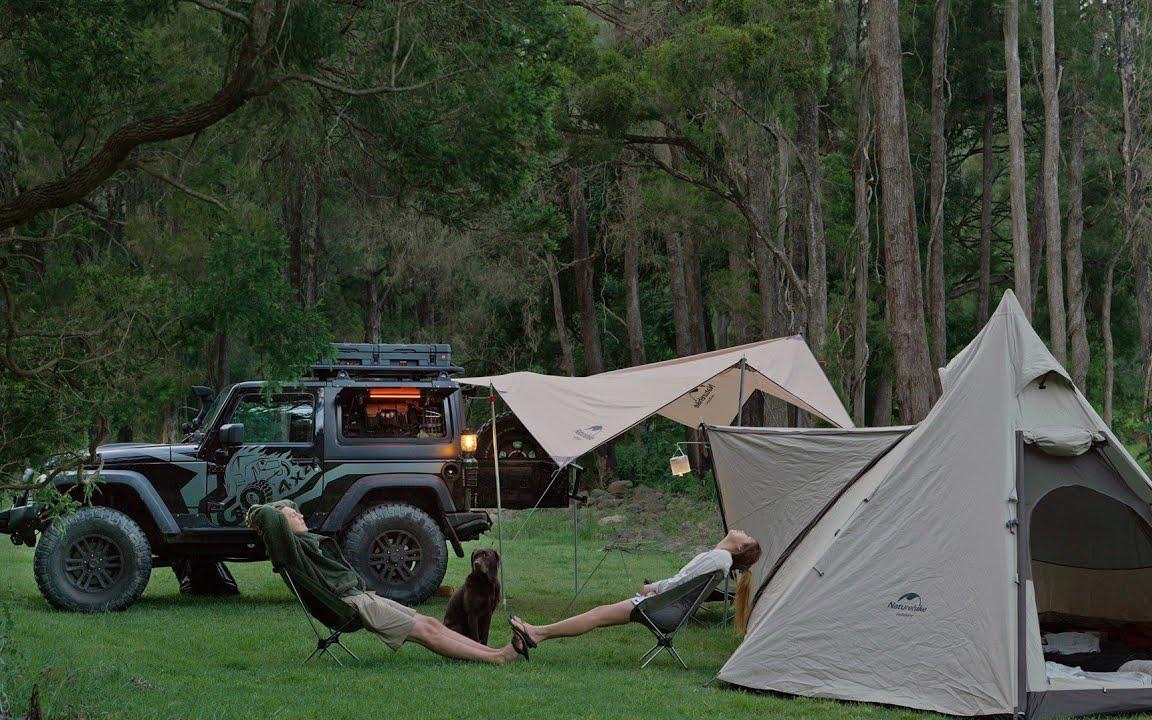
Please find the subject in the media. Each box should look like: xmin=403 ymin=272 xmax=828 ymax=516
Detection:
xmin=1 ymin=505 xmax=937 ymax=720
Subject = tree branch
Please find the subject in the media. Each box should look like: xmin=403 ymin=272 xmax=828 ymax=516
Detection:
xmin=619 ymin=130 xmax=809 ymax=309
xmin=124 ymin=160 xmax=227 ymax=210
xmin=267 ymin=70 xmax=461 ymax=97
xmin=0 ymin=0 xmax=275 ymax=231
xmin=180 ymin=0 xmax=251 ymax=26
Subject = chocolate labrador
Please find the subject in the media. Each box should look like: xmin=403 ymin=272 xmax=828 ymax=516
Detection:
xmin=443 ymin=548 xmax=501 ymax=644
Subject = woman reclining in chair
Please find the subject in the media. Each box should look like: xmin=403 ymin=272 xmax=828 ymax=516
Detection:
xmin=511 ymin=529 xmax=761 ymax=649
xmin=247 ymin=500 xmax=529 ymax=663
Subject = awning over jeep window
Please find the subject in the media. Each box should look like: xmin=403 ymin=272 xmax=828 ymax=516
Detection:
xmin=458 ymin=335 xmax=853 ymax=467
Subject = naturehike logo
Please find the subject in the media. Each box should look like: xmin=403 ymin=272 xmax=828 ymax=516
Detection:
xmin=888 ymin=592 xmax=927 ymax=615
xmin=689 ymin=383 xmax=716 ymax=409
xmin=574 ymin=425 xmax=604 ymax=441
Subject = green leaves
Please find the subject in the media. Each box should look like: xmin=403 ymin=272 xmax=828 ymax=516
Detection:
xmin=189 ymin=224 xmax=329 ymax=382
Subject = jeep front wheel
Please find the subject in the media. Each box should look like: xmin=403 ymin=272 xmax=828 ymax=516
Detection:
xmin=33 ymin=507 xmax=152 ymax=612
xmin=341 ymin=504 xmax=447 ymax=605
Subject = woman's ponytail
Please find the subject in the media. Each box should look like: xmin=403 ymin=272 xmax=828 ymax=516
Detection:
xmin=729 ymin=537 xmax=762 ymax=636
xmin=734 ymin=570 xmax=753 ymax=635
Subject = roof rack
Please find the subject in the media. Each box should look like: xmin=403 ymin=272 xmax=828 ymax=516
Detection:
xmin=307 ymin=343 xmax=463 ymax=379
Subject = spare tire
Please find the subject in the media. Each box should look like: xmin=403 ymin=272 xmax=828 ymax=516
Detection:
xmin=476 ymin=411 xmax=546 ymax=461
xmin=33 ymin=507 xmax=152 ymax=612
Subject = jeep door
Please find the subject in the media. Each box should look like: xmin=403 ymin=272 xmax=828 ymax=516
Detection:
xmin=202 ymin=389 xmax=324 ymax=527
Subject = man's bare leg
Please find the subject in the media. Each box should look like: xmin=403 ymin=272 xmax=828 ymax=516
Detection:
xmin=514 ymin=599 xmax=634 ymax=645
xmin=407 ymin=615 xmax=521 ymax=664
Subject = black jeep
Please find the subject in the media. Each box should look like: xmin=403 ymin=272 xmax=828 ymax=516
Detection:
xmin=0 ymin=343 xmax=571 ymax=612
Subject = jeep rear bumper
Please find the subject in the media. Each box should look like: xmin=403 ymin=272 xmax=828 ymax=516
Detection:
xmin=446 ymin=510 xmax=491 ymax=541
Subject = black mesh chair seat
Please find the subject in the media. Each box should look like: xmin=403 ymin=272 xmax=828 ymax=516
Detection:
xmin=274 ymin=566 xmax=363 ymax=666
xmin=629 ymin=570 xmax=724 ymax=669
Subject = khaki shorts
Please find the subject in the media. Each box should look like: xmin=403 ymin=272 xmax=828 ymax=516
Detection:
xmin=342 ymin=591 xmax=417 ymax=650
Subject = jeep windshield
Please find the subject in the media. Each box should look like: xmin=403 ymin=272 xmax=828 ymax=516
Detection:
xmin=191 ymin=384 xmax=233 ymax=440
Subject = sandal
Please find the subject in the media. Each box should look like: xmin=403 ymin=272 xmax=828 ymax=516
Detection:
xmin=510 ymin=629 xmax=531 ymax=661
xmin=509 ymin=616 xmax=538 ymax=649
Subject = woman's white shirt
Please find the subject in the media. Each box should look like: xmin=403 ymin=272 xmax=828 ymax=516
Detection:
xmin=653 ymin=548 xmax=732 ymax=594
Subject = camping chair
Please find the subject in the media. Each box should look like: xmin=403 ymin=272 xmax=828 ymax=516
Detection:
xmin=274 ymin=566 xmax=363 ymax=666
xmin=630 ymin=570 xmax=724 ymax=669
xmin=698 ymin=573 xmax=736 ymax=628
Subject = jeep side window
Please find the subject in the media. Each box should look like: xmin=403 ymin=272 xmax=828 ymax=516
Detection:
xmin=229 ymin=393 xmax=315 ymax=444
xmin=335 ymin=388 xmax=447 ymax=440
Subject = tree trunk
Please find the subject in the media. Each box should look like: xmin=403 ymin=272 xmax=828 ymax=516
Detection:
xmin=797 ymin=89 xmax=827 ymax=359
xmin=567 ymin=164 xmax=615 ymax=480
xmin=978 ymin=84 xmax=996 ymax=323
xmin=1118 ymin=0 xmax=1152 ymax=405
xmin=1065 ymin=94 xmax=1089 ymax=390
xmin=284 ymin=166 xmax=321 ymax=307
xmin=683 ymin=231 xmax=707 ymax=353
xmin=750 ymin=132 xmax=779 ymax=340
xmin=927 ymin=0 xmax=950 ymax=372
xmin=568 ymin=165 xmax=604 ymax=375
xmin=364 ymin=272 xmax=385 ymax=343
xmin=544 ymin=252 xmax=576 ymax=377
xmin=1004 ymin=0 xmax=1032 ymax=318
xmin=622 ymin=184 xmax=647 ymax=368
xmin=852 ymin=72 xmax=873 ymax=427
xmin=869 ymin=0 xmax=938 ymax=423
xmin=210 ymin=332 xmax=230 ymax=389
xmin=666 ymin=230 xmax=693 ymax=357
xmin=1040 ymin=0 xmax=1067 ymax=363
xmin=871 ymin=365 xmax=894 ymax=427
xmin=750 ymin=133 xmax=790 ymax=427
xmin=1103 ymin=244 xmax=1128 ymax=425
xmin=1028 ymin=158 xmax=1046 ymax=302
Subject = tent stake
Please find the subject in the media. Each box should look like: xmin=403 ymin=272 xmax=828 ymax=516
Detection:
xmin=490 ymin=385 xmax=507 ymax=608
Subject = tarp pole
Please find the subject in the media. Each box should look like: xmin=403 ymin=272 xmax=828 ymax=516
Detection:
xmin=489 ymin=385 xmax=506 ymax=608
xmin=571 ymin=465 xmax=579 ymax=596
xmin=736 ymin=357 xmax=747 ymax=426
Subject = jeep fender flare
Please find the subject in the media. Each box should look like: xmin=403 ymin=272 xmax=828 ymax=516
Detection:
xmin=55 ymin=470 xmax=180 ymax=536
xmin=319 ymin=474 xmax=462 ymax=555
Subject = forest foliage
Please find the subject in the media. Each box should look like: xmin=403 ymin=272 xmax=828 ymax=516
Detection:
xmin=2 ymin=0 xmax=1152 ymax=483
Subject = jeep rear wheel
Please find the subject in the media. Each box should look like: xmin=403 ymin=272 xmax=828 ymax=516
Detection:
xmin=341 ymin=504 xmax=447 ymax=605
xmin=34 ymin=507 xmax=152 ymax=612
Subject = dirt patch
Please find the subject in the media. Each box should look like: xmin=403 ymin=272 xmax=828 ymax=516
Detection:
xmin=583 ymin=484 xmax=720 ymax=558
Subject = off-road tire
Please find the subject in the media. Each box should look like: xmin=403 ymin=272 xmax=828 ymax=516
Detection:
xmin=34 ymin=507 xmax=152 ymax=612
xmin=341 ymin=504 xmax=447 ymax=605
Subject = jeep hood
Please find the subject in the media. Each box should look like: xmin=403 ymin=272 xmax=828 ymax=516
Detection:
xmin=94 ymin=442 xmax=199 ymax=465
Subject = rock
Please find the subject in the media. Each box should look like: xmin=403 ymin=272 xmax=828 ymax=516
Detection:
xmin=599 ymin=514 xmax=626 ymax=526
xmin=606 ymin=480 xmax=633 ymax=498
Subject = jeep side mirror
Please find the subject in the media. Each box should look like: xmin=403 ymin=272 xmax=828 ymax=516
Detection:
xmin=219 ymin=423 xmax=245 ymax=446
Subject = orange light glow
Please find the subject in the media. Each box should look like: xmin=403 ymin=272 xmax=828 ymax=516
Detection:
xmin=368 ymin=387 xmax=422 ymax=400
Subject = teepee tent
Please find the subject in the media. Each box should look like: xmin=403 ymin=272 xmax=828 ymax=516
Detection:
xmin=714 ymin=292 xmax=1152 ymax=719
xmin=708 ymin=425 xmax=912 ymax=591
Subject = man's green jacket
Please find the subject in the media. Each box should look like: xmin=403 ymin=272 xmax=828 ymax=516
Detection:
xmin=246 ymin=500 xmax=366 ymax=598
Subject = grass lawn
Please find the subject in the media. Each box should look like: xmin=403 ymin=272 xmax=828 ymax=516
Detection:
xmin=1 ymin=504 xmax=937 ymax=720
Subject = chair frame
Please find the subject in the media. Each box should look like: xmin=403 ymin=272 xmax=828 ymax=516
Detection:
xmin=631 ymin=570 xmax=724 ymax=669
xmin=279 ymin=569 xmax=363 ymax=667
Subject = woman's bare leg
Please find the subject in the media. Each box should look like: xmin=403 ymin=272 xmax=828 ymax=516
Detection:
xmin=407 ymin=615 xmax=520 ymax=664
xmin=516 ymin=600 xmax=634 ymax=645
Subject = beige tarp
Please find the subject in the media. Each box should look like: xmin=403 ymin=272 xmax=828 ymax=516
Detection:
xmin=715 ymin=291 xmax=1152 ymax=717
xmin=706 ymin=426 xmax=911 ymax=590
xmin=459 ymin=335 xmax=852 ymax=467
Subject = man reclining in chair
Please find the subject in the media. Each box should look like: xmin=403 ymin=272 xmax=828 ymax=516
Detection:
xmin=246 ymin=501 xmax=528 ymax=664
